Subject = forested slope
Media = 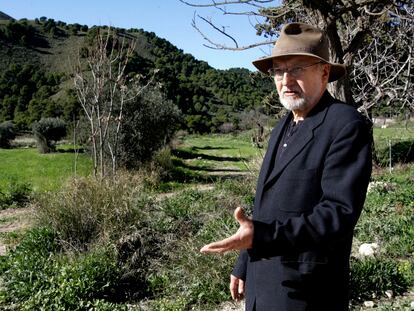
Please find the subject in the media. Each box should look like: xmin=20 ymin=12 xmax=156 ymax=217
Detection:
xmin=0 ymin=13 xmax=274 ymax=133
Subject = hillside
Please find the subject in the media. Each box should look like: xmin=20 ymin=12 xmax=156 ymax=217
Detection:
xmin=0 ymin=14 xmax=274 ymax=133
xmin=0 ymin=11 xmax=14 ymax=21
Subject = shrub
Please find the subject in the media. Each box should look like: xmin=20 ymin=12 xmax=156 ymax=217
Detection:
xmin=0 ymin=121 xmax=16 ymax=148
xmin=0 ymin=178 xmax=32 ymax=209
xmin=36 ymin=173 xmax=152 ymax=251
xmin=32 ymin=117 xmax=67 ymax=153
xmin=0 ymin=226 xmax=123 ymax=309
xmin=118 ymin=86 xmax=182 ymax=169
xmin=142 ymin=189 xmax=240 ymax=307
xmin=0 ymin=227 xmax=60 ymax=303
xmin=350 ymin=257 xmax=409 ymax=301
xmin=22 ymin=248 xmax=122 ymax=310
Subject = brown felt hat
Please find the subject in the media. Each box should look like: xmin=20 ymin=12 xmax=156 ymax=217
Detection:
xmin=252 ymin=23 xmax=346 ymax=82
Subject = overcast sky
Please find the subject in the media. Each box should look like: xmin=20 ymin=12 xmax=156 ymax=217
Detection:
xmin=2 ymin=0 xmax=279 ymax=71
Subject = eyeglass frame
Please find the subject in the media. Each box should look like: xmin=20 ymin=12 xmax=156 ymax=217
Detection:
xmin=268 ymin=61 xmax=325 ymax=80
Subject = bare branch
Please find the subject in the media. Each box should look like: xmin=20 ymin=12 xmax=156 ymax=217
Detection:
xmin=192 ymin=12 xmax=274 ymax=50
xmin=179 ymin=0 xmax=274 ymax=9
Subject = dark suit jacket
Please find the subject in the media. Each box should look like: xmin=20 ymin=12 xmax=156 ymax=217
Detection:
xmin=232 ymin=92 xmax=372 ymax=311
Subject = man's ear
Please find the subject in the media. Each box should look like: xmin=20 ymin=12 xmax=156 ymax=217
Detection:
xmin=322 ymin=64 xmax=331 ymax=83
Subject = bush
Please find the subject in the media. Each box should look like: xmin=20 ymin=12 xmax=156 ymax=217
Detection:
xmin=0 ymin=226 xmax=123 ymax=309
xmin=32 ymin=117 xmax=67 ymax=153
xmin=0 ymin=121 xmax=16 ymax=148
xmin=36 ymin=174 xmax=152 ymax=251
xmin=350 ymin=257 xmax=409 ymax=301
xmin=0 ymin=227 xmax=61 ymax=304
xmin=118 ymin=86 xmax=182 ymax=169
xmin=0 ymin=178 xmax=32 ymax=209
xmin=142 ymin=189 xmax=240 ymax=307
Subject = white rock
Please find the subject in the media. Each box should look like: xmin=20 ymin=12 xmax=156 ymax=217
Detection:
xmin=410 ymin=300 xmax=414 ymax=310
xmin=385 ymin=290 xmax=393 ymax=299
xmin=363 ymin=301 xmax=375 ymax=308
xmin=359 ymin=243 xmax=379 ymax=257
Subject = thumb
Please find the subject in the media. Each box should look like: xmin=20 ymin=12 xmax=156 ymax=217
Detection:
xmin=234 ymin=206 xmax=248 ymax=226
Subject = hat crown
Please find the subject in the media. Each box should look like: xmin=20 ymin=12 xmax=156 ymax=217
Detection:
xmin=273 ymin=23 xmax=329 ymax=61
xmin=251 ymin=22 xmax=346 ymax=82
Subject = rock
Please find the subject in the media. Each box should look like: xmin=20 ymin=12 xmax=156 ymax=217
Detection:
xmin=385 ymin=289 xmax=393 ymax=299
xmin=0 ymin=245 xmax=6 ymax=256
xmin=363 ymin=301 xmax=375 ymax=308
xmin=367 ymin=181 xmax=395 ymax=193
xmin=410 ymin=300 xmax=414 ymax=310
xmin=359 ymin=243 xmax=379 ymax=257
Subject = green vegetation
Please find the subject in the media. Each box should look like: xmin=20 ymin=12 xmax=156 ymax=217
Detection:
xmin=0 ymin=121 xmax=16 ymax=148
xmin=0 ymin=129 xmax=413 ymax=309
xmin=0 ymin=147 xmax=91 ymax=192
xmin=32 ymin=117 xmax=67 ymax=153
xmin=0 ymin=17 xmax=273 ymax=135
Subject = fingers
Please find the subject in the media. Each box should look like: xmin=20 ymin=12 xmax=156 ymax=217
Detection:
xmin=230 ymin=275 xmax=238 ymax=300
xmin=238 ymin=278 xmax=245 ymax=298
xmin=234 ymin=206 xmax=248 ymax=225
xmin=230 ymin=275 xmax=244 ymax=301
xmin=200 ymin=235 xmax=237 ymax=253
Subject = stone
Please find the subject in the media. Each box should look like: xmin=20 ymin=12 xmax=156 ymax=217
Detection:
xmin=363 ymin=301 xmax=375 ymax=308
xmin=359 ymin=243 xmax=379 ymax=257
xmin=385 ymin=290 xmax=393 ymax=299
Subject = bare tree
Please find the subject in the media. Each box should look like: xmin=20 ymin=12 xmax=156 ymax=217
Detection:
xmin=352 ymin=4 xmax=413 ymax=118
xmin=73 ymin=28 xmax=153 ymax=178
xmin=180 ymin=0 xmax=413 ymax=115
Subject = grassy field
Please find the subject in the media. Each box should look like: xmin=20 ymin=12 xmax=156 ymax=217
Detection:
xmin=0 ymin=146 xmax=91 ymax=192
xmin=174 ymin=132 xmax=263 ymax=173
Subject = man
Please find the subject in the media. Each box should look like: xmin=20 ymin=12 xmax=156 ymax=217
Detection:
xmin=201 ymin=23 xmax=372 ymax=311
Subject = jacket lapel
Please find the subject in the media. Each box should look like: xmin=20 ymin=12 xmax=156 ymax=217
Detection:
xmin=263 ymin=94 xmax=331 ymax=189
xmin=255 ymin=114 xmax=290 ymax=204
xmin=263 ymin=122 xmax=313 ymax=188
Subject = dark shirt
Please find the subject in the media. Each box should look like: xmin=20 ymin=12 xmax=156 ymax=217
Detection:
xmin=277 ymin=118 xmax=303 ymax=160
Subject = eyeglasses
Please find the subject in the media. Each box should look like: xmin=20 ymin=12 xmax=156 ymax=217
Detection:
xmin=268 ymin=61 xmax=323 ymax=80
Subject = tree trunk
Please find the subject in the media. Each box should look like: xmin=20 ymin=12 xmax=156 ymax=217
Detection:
xmin=328 ymin=74 xmax=354 ymax=106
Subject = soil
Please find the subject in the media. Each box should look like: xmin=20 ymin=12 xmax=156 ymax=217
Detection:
xmin=0 ymin=206 xmax=34 ymax=255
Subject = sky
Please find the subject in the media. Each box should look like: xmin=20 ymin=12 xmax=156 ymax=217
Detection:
xmin=1 ymin=0 xmax=279 ymax=71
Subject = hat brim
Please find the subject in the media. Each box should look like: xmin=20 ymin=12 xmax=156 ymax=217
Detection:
xmin=252 ymin=53 xmax=346 ymax=82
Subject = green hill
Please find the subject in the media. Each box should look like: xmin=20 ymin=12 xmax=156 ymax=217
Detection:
xmin=0 ymin=14 xmax=274 ymax=133
xmin=0 ymin=11 xmax=14 ymax=21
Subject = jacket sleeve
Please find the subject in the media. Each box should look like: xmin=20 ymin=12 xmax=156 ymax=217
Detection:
xmin=250 ymin=119 xmax=372 ymax=257
xmin=232 ymin=249 xmax=248 ymax=280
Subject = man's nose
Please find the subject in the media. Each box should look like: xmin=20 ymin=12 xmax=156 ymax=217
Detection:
xmin=281 ymin=71 xmax=295 ymax=85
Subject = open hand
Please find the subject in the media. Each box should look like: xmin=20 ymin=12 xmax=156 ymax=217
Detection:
xmin=200 ymin=206 xmax=253 ymax=253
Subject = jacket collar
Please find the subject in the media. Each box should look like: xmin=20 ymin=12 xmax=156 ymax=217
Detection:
xmin=261 ymin=91 xmax=333 ymax=188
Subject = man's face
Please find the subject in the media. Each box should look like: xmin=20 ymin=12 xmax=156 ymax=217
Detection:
xmin=271 ymin=55 xmax=330 ymax=112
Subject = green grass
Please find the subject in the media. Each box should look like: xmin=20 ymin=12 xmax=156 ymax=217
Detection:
xmin=374 ymin=126 xmax=414 ymax=150
xmin=0 ymin=147 xmax=92 ymax=192
xmin=174 ymin=133 xmax=263 ymax=172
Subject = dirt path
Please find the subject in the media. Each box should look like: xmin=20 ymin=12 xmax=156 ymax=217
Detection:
xmin=0 ymin=207 xmax=34 ymax=255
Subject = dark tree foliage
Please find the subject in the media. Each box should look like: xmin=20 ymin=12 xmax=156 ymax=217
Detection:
xmin=0 ymin=64 xmax=63 ymax=130
xmin=117 ymin=86 xmax=182 ymax=169
xmin=0 ymin=121 xmax=16 ymax=148
xmin=127 ymin=29 xmax=274 ymax=133
xmin=1 ymin=18 xmax=275 ymax=136
xmin=32 ymin=117 xmax=66 ymax=153
xmin=0 ymin=20 xmax=37 ymax=46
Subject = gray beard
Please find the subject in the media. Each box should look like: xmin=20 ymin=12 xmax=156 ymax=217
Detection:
xmin=280 ymin=96 xmax=308 ymax=111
